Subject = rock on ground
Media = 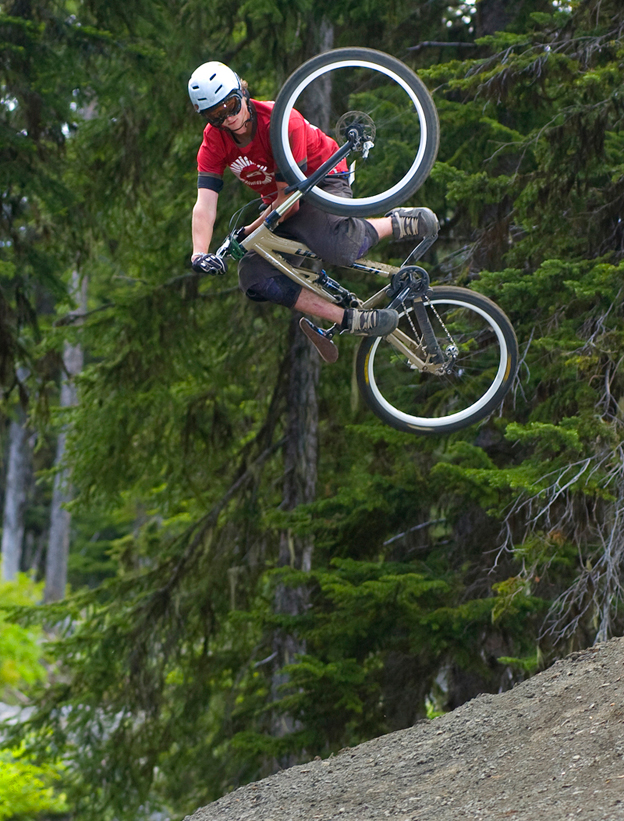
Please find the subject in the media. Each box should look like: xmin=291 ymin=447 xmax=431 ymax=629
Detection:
xmin=186 ymin=636 xmax=624 ymax=821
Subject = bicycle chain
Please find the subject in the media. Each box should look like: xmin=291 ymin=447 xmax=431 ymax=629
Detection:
xmin=401 ymin=297 xmax=422 ymax=346
xmin=425 ymin=295 xmax=456 ymax=348
xmin=400 ymin=295 xmax=456 ymax=355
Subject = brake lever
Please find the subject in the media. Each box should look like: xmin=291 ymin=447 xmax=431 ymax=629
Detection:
xmin=215 ymin=227 xmax=247 ymax=262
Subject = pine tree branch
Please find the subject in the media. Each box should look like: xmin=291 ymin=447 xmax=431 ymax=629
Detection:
xmin=407 ymin=42 xmax=478 ymax=52
xmin=383 ymin=519 xmax=446 ymax=546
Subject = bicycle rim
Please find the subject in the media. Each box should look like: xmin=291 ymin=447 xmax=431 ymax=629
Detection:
xmin=356 ymin=288 xmax=518 ymax=435
xmin=271 ymin=48 xmax=439 ymax=216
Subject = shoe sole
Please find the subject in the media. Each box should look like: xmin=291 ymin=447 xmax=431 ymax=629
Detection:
xmin=299 ymin=317 xmax=339 ymax=363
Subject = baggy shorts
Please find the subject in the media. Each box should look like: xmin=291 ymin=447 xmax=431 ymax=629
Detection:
xmin=238 ymin=176 xmax=379 ymax=303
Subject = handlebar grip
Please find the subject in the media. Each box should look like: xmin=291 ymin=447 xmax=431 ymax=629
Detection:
xmin=214 ymin=238 xmax=231 ymax=259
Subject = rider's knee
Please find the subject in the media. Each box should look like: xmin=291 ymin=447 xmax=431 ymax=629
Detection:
xmin=320 ymin=218 xmax=379 ymax=267
xmin=245 ymin=274 xmax=302 ymax=309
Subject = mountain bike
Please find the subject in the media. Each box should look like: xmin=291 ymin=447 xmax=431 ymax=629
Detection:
xmin=214 ymin=47 xmax=518 ymax=436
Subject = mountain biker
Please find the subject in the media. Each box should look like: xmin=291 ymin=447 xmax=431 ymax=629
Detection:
xmin=188 ymin=60 xmax=438 ymax=337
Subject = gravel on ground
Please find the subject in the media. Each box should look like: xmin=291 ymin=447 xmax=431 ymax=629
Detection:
xmin=186 ymin=636 xmax=624 ymax=821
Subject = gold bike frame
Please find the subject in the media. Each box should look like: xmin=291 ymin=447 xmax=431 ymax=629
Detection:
xmin=239 ymin=192 xmax=434 ymax=371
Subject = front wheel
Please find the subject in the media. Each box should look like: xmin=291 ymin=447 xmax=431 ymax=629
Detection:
xmin=270 ymin=47 xmax=439 ymax=217
xmin=356 ymin=287 xmax=518 ymax=435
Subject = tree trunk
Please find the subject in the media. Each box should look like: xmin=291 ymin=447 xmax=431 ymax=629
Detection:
xmin=44 ymin=273 xmax=86 ymax=603
xmin=301 ymin=19 xmax=334 ymax=132
xmin=271 ymin=312 xmax=321 ymax=741
xmin=1 ymin=409 xmax=31 ymax=581
xmin=270 ymin=17 xmax=331 ymax=759
xmin=475 ymin=0 xmax=519 ymax=36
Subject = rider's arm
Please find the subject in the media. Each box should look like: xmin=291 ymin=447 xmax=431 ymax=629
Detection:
xmin=243 ymin=181 xmax=300 ymax=235
xmin=272 ymin=180 xmax=300 ymax=222
xmin=192 ymin=188 xmax=219 ymax=257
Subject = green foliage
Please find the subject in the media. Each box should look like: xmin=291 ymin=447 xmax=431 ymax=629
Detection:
xmin=5 ymin=0 xmax=624 ymax=819
xmin=0 ymin=750 xmax=67 ymax=821
xmin=0 ymin=575 xmax=46 ymax=697
xmin=0 ymin=578 xmax=66 ymax=820
xmin=497 ymin=650 xmax=542 ymax=675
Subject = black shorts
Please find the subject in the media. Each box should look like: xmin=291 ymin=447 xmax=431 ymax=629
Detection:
xmin=238 ymin=176 xmax=378 ymax=304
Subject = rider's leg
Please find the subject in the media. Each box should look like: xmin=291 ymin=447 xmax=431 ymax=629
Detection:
xmin=366 ymin=216 xmax=393 ymax=241
xmin=293 ymin=288 xmax=344 ymax=325
xmin=384 ymin=207 xmax=439 ymax=241
xmin=276 ymin=179 xmax=438 ymax=265
xmin=238 ymin=180 xmax=436 ymax=337
xmin=294 ymin=287 xmax=400 ymax=337
xmin=244 ymin=269 xmax=341 ymax=324
xmin=364 ymin=208 xmax=440 ymax=243
xmin=279 ymin=179 xmax=380 ymax=267
xmin=243 ymin=270 xmax=398 ymax=337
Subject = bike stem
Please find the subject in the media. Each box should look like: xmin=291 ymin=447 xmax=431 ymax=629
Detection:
xmin=401 ymin=233 xmax=438 ymax=267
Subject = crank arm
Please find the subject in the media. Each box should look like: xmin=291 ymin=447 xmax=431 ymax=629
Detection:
xmin=411 ymin=299 xmax=446 ymax=366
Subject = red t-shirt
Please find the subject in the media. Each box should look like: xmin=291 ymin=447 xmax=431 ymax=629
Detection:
xmin=196 ymin=100 xmax=348 ymax=202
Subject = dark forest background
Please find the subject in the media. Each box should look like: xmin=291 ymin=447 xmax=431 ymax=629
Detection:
xmin=2 ymin=0 xmax=624 ymax=818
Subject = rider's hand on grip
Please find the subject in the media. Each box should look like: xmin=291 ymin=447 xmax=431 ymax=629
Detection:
xmin=191 ymin=253 xmax=227 ymax=276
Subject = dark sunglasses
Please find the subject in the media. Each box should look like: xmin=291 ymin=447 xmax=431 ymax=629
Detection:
xmin=200 ymin=90 xmax=243 ymax=126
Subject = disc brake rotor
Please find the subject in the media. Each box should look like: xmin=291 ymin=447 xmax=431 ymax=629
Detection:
xmin=335 ymin=111 xmax=376 ymax=149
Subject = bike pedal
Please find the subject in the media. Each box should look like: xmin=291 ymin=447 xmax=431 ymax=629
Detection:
xmin=299 ymin=317 xmax=339 ymax=364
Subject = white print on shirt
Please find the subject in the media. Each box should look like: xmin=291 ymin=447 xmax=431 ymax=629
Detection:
xmin=230 ymin=156 xmax=273 ymax=187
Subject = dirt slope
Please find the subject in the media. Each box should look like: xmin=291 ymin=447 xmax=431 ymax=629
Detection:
xmin=186 ymin=637 xmax=624 ymax=821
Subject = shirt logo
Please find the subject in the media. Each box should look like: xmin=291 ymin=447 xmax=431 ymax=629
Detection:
xmin=230 ymin=156 xmax=273 ymax=187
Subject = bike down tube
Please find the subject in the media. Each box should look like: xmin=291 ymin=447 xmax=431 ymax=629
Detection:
xmin=240 ymin=223 xmax=348 ymax=303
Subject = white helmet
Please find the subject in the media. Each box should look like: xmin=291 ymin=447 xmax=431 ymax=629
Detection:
xmin=188 ymin=61 xmax=241 ymax=113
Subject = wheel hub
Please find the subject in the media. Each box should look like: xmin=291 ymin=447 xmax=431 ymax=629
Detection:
xmin=335 ymin=111 xmax=376 ymax=153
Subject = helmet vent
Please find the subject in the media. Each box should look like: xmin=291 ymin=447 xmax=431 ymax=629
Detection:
xmin=209 ymin=73 xmax=216 ymax=80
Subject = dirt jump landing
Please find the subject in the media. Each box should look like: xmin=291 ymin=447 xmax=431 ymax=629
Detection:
xmin=186 ymin=637 xmax=624 ymax=821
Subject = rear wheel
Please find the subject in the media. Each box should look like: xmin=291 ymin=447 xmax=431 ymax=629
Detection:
xmin=356 ymin=287 xmax=518 ymax=435
xmin=270 ymin=47 xmax=439 ymax=217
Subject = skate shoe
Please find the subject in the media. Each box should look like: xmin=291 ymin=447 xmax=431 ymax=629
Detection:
xmin=343 ymin=308 xmax=399 ymax=337
xmin=385 ymin=207 xmax=439 ymax=241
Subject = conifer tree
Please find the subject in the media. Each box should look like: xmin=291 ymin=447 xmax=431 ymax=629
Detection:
xmin=8 ymin=2 xmax=624 ymax=820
